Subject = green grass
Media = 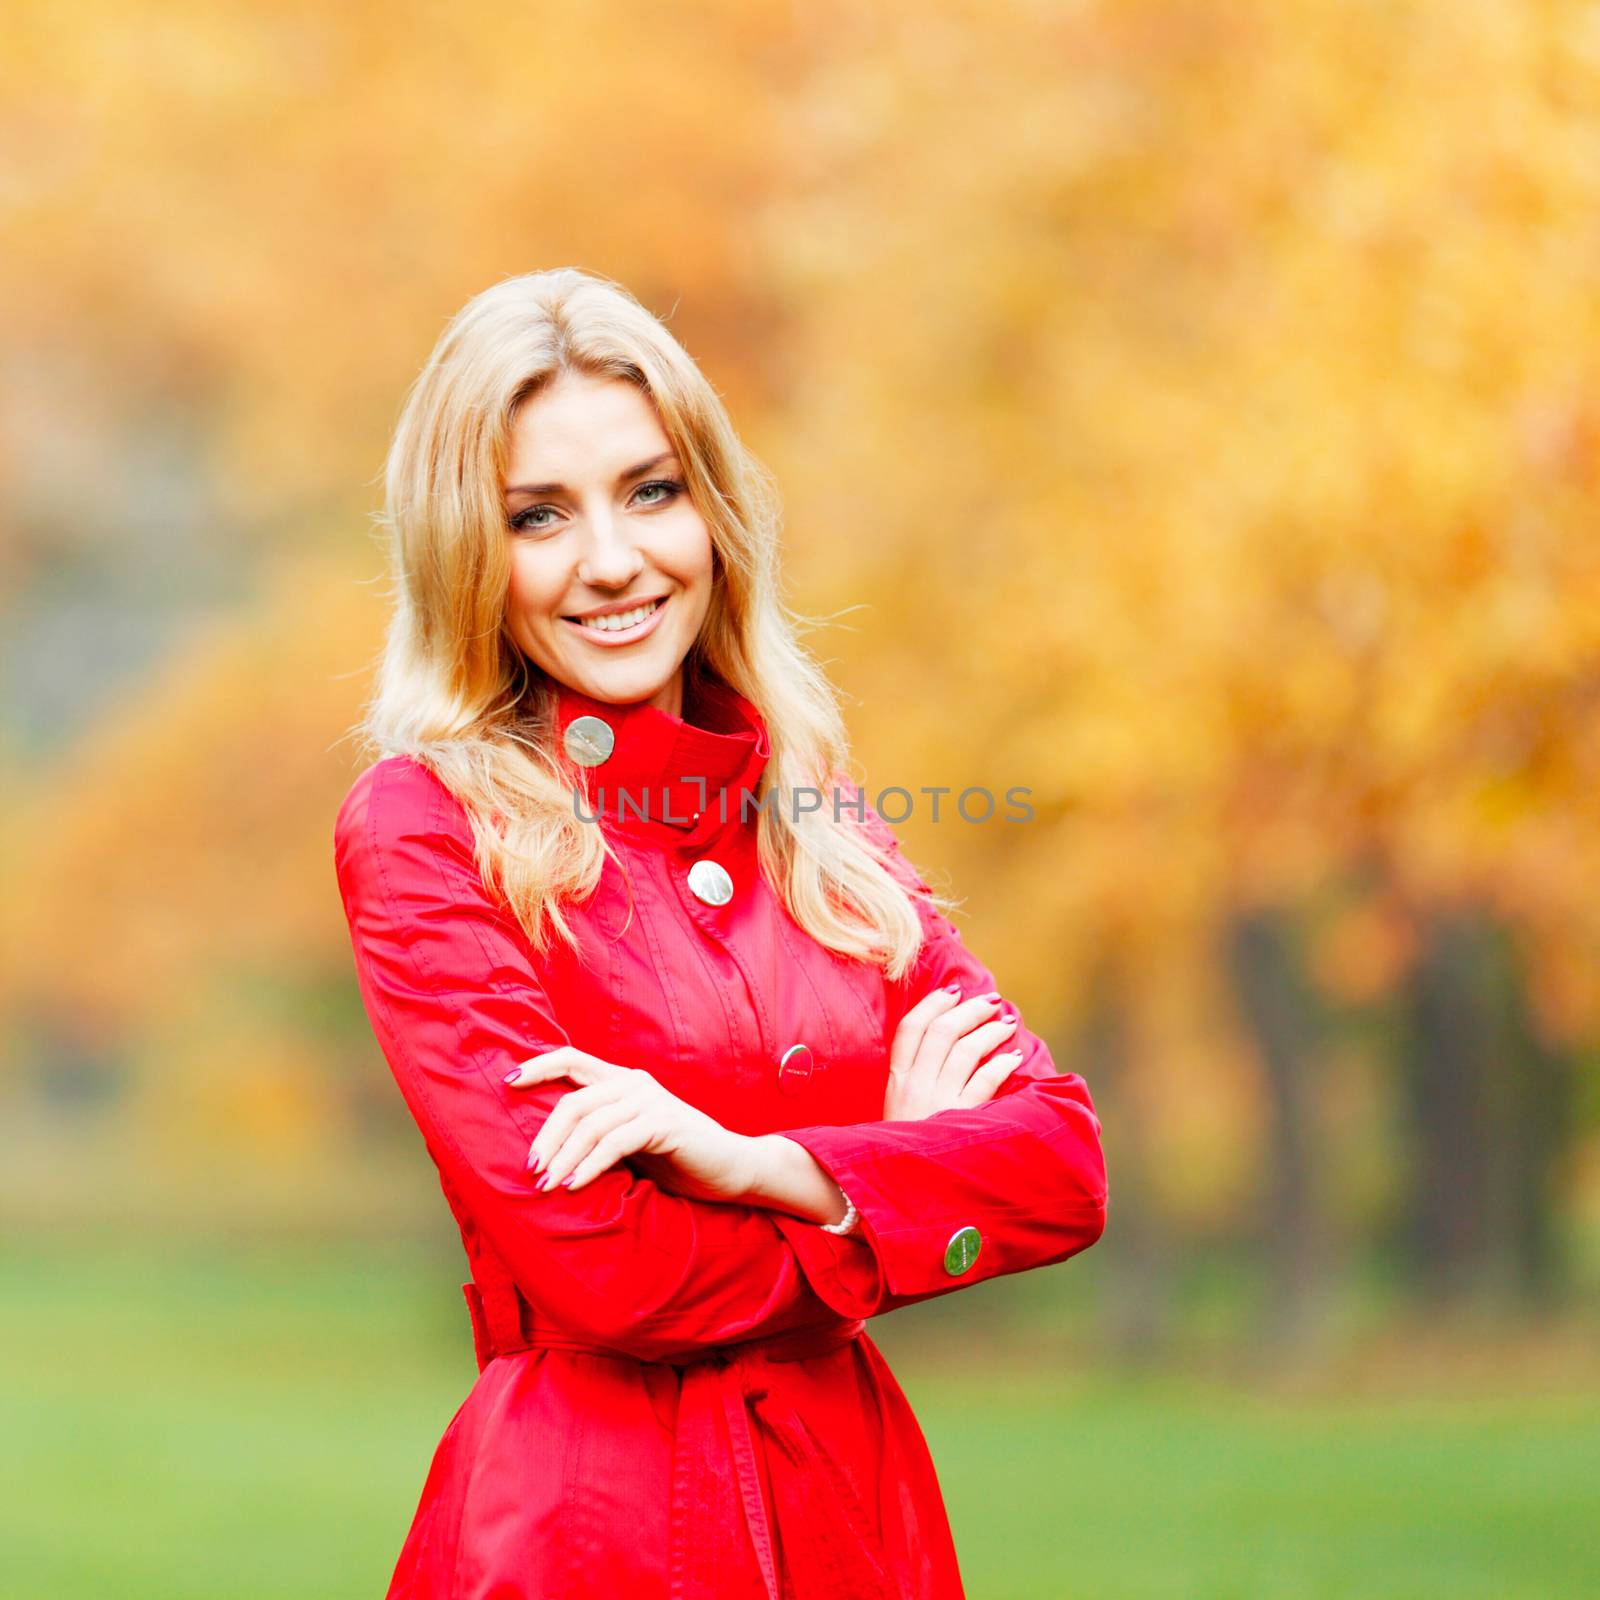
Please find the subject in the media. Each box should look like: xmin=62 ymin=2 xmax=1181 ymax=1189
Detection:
xmin=3 ymin=1242 xmax=1597 ymax=1599
xmin=925 ymin=1366 xmax=1599 ymax=1598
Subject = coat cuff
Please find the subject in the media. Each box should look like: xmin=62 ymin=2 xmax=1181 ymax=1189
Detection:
xmin=776 ymin=1121 xmax=1023 ymax=1302
xmin=767 ymin=1206 xmax=884 ymax=1321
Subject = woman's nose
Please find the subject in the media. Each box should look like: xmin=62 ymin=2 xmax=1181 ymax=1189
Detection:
xmin=576 ymin=512 xmax=645 ymax=588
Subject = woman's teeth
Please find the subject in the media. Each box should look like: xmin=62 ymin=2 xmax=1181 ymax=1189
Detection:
xmin=571 ymin=598 xmax=663 ymax=633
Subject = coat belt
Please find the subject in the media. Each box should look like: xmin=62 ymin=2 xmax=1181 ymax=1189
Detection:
xmin=463 ymin=1280 xmax=899 ymax=1600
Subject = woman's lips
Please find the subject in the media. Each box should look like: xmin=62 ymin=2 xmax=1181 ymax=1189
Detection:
xmin=560 ymin=595 xmax=669 ymax=647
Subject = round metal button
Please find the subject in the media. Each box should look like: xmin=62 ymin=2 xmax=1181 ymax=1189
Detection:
xmin=687 ymin=858 xmax=734 ymax=906
xmin=777 ymin=1042 xmax=815 ymax=1095
xmin=563 ymin=714 xmax=615 ymax=767
xmin=943 ymin=1224 xmax=982 ymax=1276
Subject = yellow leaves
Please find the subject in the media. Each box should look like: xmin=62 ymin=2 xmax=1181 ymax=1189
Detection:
xmin=6 ymin=0 xmax=1600 ymax=1231
xmin=5 ymin=537 xmax=386 ymax=1031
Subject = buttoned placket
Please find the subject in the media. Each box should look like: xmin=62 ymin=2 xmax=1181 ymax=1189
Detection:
xmin=553 ymin=677 xmax=857 ymax=1133
xmin=669 ymin=796 xmax=830 ymax=1114
xmin=554 ymin=678 xmax=783 ymax=1074
xmin=671 ymin=827 xmax=778 ymax=1070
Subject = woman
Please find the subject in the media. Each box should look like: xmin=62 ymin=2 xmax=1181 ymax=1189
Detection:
xmin=333 ymin=267 xmax=1108 ymax=1600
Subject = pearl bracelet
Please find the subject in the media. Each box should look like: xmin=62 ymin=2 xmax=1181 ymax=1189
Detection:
xmin=819 ymin=1190 xmax=860 ymax=1235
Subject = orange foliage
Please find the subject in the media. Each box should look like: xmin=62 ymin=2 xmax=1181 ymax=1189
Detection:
xmin=4 ymin=0 xmax=1598 ymax=1228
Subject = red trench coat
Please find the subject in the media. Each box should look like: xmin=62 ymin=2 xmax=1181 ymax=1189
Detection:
xmin=333 ymin=669 xmax=1108 ymax=1600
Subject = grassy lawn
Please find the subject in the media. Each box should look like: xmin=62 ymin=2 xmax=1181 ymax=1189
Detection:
xmin=3 ymin=1241 xmax=1596 ymax=1599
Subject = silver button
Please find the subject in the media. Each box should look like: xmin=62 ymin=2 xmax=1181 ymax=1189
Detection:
xmin=563 ymin=714 xmax=615 ymax=767
xmin=943 ymin=1224 xmax=982 ymax=1276
xmin=776 ymin=1042 xmax=815 ymax=1095
xmin=687 ymin=858 xmax=734 ymax=906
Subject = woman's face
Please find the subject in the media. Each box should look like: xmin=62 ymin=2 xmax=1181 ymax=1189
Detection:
xmin=501 ymin=371 xmax=715 ymax=718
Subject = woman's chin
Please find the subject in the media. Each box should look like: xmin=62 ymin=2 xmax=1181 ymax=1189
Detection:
xmin=559 ymin=647 xmax=686 ymax=709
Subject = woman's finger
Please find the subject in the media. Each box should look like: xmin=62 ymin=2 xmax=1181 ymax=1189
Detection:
xmin=934 ymin=1014 xmax=1019 ymax=1088
xmin=559 ymin=1113 xmax=652 ymax=1193
xmin=893 ymin=990 xmax=995 ymax=1077
xmin=889 ymin=985 xmax=964 ymax=1076
xmin=908 ymin=995 xmax=1002 ymax=1079
xmin=954 ymin=1050 xmax=1026 ymax=1108
xmin=503 ymin=1045 xmax=612 ymax=1089
xmin=537 ymin=1098 xmax=647 ymax=1190
xmin=527 ymin=1081 xmax=629 ymax=1173
xmin=942 ymin=994 xmax=1005 ymax=1041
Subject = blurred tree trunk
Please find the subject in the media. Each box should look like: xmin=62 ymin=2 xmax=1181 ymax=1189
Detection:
xmin=1399 ymin=907 xmax=1575 ymax=1306
xmin=1223 ymin=904 xmax=1330 ymax=1355
xmin=1500 ymin=964 xmax=1576 ymax=1306
xmin=1398 ymin=908 xmax=1496 ymax=1300
xmin=1080 ymin=948 xmax=1174 ymax=1365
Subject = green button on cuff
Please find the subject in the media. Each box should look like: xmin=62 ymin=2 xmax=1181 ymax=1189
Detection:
xmin=943 ymin=1224 xmax=982 ymax=1276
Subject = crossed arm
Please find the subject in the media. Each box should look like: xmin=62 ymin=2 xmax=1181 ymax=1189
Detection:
xmin=502 ymin=1041 xmax=861 ymax=1229
xmin=333 ymin=757 xmax=1107 ymax=1361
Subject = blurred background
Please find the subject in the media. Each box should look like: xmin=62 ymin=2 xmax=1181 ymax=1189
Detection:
xmin=3 ymin=2 xmax=1598 ymax=1595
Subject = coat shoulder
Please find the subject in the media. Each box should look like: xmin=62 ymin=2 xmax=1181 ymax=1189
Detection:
xmin=332 ymin=755 xmax=470 ymax=872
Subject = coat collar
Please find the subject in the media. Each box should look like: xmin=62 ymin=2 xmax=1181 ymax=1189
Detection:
xmin=547 ymin=665 xmax=772 ymax=851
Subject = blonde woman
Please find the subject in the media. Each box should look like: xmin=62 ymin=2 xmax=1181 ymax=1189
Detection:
xmin=333 ymin=266 xmax=1108 ymax=1599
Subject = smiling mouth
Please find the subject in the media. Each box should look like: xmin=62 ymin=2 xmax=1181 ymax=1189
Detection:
xmin=562 ymin=596 xmax=668 ymax=635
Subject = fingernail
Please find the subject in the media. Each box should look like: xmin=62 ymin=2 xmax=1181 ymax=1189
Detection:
xmin=537 ymin=1171 xmax=555 ymax=1190
xmin=1001 ymin=1014 xmax=1017 ymax=1027
xmin=982 ymin=991 xmax=1001 ymax=1002
xmin=527 ymin=1151 xmax=543 ymax=1173
xmin=504 ymin=1069 xmax=522 ymax=1085
xmin=944 ymin=983 xmax=962 ymax=995
xmin=559 ymin=1174 xmax=577 ymax=1187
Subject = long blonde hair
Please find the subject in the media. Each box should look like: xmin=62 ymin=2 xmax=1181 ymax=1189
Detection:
xmin=354 ymin=267 xmax=945 ymax=980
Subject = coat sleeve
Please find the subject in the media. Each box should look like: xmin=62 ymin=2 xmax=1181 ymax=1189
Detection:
xmin=332 ymin=757 xmax=886 ymax=1362
xmin=775 ymin=787 xmax=1109 ymax=1315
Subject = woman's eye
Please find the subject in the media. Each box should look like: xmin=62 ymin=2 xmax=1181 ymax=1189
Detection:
xmin=507 ymin=480 xmax=682 ymax=535
xmin=509 ymin=506 xmax=557 ymax=534
xmin=635 ymin=478 xmax=684 ymax=507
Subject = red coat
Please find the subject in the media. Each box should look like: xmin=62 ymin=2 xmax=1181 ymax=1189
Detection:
xmin=333 ymin=670 xmax=1108 ymax=1599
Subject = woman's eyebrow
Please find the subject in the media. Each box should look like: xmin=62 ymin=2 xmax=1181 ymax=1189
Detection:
xmin=505 ymin=452 xmax=680 ymax=500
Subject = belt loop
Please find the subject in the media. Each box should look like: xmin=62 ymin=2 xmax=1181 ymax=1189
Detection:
xmin=461 ymin=1282 xmax=495 ymax=1372
xmin=461 ymin=1273 xmax=529 ymax=1369
xmin=480 ymin=1272 xmax=528 ymax=1352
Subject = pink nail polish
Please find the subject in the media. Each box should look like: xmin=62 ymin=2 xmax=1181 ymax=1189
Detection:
xmin=504 ymin=1069 xmax=522 ymax=1085
xmin=559 ymin=1174 xmax=576 ymax=1187
xmin=944 ymin=983 xmax=962 ymax=995
xmin=1001 ymin=1013 xmax=1016 ymax=1026
xmin=983 ymin=991 xmax=1001 ymax=1002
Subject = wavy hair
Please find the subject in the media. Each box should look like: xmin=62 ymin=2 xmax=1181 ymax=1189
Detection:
xmin=353 ymin=267 xmax=948 ymax=980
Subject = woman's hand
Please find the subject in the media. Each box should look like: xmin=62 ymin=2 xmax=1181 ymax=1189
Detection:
xmin=884 ymin=985 xmax=1024 ymax=1120
xmin=503 ymin=1047 xmax=755 ymax=1201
